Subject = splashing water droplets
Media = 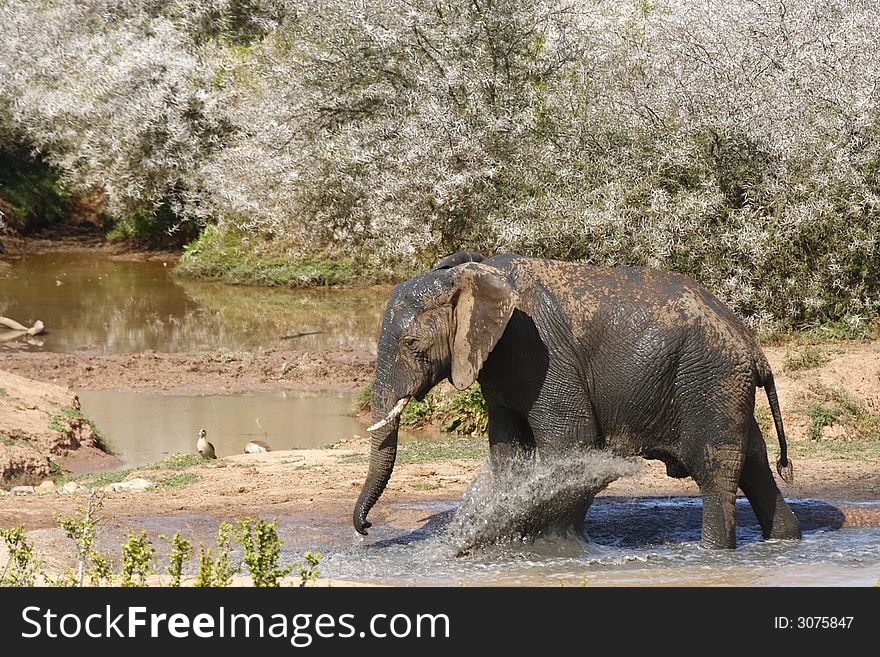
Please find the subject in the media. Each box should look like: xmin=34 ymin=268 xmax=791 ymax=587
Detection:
xmin=437 ymin=450 xmax=641 ymax=556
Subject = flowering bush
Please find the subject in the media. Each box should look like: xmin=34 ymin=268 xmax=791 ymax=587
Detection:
xmin=1 ymin=0 xmax=878 ymax=329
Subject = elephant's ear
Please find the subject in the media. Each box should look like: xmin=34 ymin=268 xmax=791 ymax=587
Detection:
xmin=450 ymin=263 xmax=518 ymax=390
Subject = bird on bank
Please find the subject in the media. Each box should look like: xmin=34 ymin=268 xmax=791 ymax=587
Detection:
xmin=244 ymin=440 xmax=271 ymax=454
xmin=197 ymin=428 xmax=216 ymax=459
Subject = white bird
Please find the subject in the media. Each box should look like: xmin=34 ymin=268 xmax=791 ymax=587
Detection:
xmin=197 ymin=429 xmax=216 ymax=459
xmin=244 ymin=440 xmax=271 ymax=454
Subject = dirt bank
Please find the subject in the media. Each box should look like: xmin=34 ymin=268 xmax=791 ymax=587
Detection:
xmin=0 ymin=370 xmax=118 ymax=484
xmin=0 ymin=348 xmax=375 ymax=395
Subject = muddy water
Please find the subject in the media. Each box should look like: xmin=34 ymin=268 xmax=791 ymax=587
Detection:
xmin=0 ymin=252 xmax=385 ymax=353
xmin=77 ymin=389 xmax=361 ymax=467
xmin=302 ymin=498 xmax=880 ymax=586
xmin=116 ymin=498 xmax=880 ymax=586
xmin=77 ymin=389 xmax=427 ymax=468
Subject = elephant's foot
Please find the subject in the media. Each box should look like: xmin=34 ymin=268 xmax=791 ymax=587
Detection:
xmin=763 ymin=494 xmax=802 ymax=541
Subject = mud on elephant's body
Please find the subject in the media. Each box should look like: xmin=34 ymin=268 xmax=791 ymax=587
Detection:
xmin=354 ymin=252 xmax=802 ymax=549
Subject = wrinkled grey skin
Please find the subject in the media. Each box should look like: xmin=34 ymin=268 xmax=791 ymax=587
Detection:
xmin=354 ymin=252 xmax=802 ymax=548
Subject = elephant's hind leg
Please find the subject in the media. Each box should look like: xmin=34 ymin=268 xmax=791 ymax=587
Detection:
xmin=692 ymin=443 xmax=745 ymax=549
xmin=739 ymin=424 xmax=801 ymax=541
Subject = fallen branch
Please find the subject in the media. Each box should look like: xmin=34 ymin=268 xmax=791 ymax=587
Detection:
xmin=0 ymin=316 xmax=44 ymax=336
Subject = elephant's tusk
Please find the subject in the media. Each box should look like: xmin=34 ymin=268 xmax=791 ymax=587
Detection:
xmin=367 ymin=397 xmax=410 ymax=432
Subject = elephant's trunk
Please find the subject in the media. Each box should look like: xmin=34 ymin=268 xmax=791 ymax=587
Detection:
xmin=353 ymin=389 xmax=408 ymax=535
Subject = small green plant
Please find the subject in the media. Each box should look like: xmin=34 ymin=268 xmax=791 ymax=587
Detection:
xmin=236 ymin=519 xmax=292 ymax=587
xmin=56 ymin=489 xmax=112 ymax=586
xmin=48 ymin=406 xmax=112 ymax=453
xmin=0 ymin=527 xmax=40 ymax=587
xmin=162 ymin=531 xmax=193 ymax=587
xmin=807 ymin=404 xmax=842 ymax=441
xmin=807 ymin=384 xmax=880 ymax=441
xmin=297 ymin=551 xmax=321 ymax=587
xmin=401 ymin=396 xmax=439 ymax=426
xmin=194 ymin=522 xmax=236 ymax=587
xmin=119 ymin=531 xmax=156 ymax=587
xmin=395 ymin=383 xmax=488 ymax=437
xmin=783 ymin=346 xmax=830 ymax=373
xmin=354 ymin=384 xmax=372 ymax=412
xmin=440 ymin=384 xmax=488 ymax=436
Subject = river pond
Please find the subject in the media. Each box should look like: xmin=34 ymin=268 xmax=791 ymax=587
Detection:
xmin=0 ymin=251 xmax=386 ymax=353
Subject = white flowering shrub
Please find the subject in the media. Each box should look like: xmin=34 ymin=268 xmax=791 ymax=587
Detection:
xmin=1 ymin=0 xmax=878 ymax=328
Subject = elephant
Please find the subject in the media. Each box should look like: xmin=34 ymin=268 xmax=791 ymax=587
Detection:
xmin=353 ymin=252 xmax=802 ymax=549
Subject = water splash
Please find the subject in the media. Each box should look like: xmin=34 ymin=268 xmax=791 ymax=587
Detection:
xmin=437 ymin=450 xmax=641 ymax=556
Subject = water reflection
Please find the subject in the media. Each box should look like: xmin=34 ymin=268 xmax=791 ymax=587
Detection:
xmin=0 ymin=252 xmax=387 ymax=353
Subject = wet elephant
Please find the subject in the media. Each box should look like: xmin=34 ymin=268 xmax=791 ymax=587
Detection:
xmin=353 ymin=252 xmax=802 ymax=548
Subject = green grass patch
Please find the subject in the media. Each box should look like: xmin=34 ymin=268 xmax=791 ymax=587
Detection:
xmin=147 ymin=453 xmax=207 ymax=470
xmin=174 ymin=225 xmax=360 ymax=287
xmin=762 ymin=318 xmax=880 ymax=345
xmin=806 ymin=384 xmax=880 ymax=441
xmin=337 ymin=438 xmax=485 ymax=464
xmin=783 ymin=346 xmax=830 ymax=373
xmin=396 ymin=438 xmax=487 ymax=464
xmin=0 ymin=430 xmax=28 ymax=447
xmin=59 ymin=453 xmax=210 ymax=488
xmin=156 ymin=472 xmax=201 ymax=489
xmin=769 ymin=438 xmax=880 ymax=461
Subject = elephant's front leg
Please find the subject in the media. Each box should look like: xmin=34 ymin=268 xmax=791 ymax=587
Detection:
xmin=487 ymin=404 xmax=535 ymax=474
xmin=527 ymin=407 xmax=601 ymax=536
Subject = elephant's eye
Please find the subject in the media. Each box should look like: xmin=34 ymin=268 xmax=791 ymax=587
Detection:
xmin=401 ymin=335 xmax=419 ymax=350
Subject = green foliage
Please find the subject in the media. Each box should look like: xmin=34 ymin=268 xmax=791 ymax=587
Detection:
xmin=104 ymin=201 xmax=198 ymax=248
xmin=56 ymin=490 xmax=112 ymax=586
xmin=440 ymin=385 xmax=489 ymax=436
xmin=806 ymin=404 xmax=842 ymax=441
xmin=0 ymin=142 xmax=70 ymax=233
xmin=400 ymin=384 xmax=489 ymax=438
xmin=354 ymin=383 xmax=372 ymax=412
xmin=783 ymin=346 xmax=830 ymax=373
xmin=0 ymin=527 xmax=40 ymax=586
xmin=401 ymin=397 xmax=439 ymax=427
xmin=297 ymin=551 xmax=321 ymax=588
xmin=806 ymin=384 xmax=880 ymax=441
xmin=162 ymin=531 xmax=193 ymax=588
xmin=235 ymin=518 xmax=291 ymax=588
xmin=175 ymin=225 xmax=360 ymax=287
xmin=194 ymin=522 xmax=236 ymax=587
xmin=119 ymin=531 xmax=156 ymax=587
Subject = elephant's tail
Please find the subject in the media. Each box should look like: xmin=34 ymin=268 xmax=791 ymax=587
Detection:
xmin=762 ymin=371 xmax=794 ymax=483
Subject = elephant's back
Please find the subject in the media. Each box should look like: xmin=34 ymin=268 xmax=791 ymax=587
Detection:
xmin=500 ymin=256 xmax=763 ymax=368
